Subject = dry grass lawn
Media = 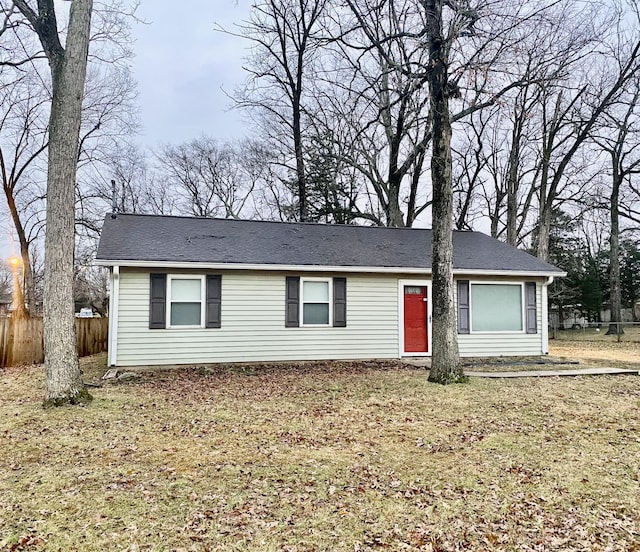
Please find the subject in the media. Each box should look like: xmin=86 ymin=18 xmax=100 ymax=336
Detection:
xmin=550 ymin=328 xmax=640 ymax=366
xmin=552 ymin=326 xmax=640 ymax=344
xmin=1 ymin=349 xmax=639 ymax=551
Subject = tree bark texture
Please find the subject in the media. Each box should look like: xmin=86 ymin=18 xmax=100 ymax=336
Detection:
xmin=606 ymin=170 xmax=623 ymax=335
xmin=425 ymin=0 xmax=464 ymax=384
xmin=293 ymin=93 xmax=307 ymax=222
xmin=536 ymin=199 xmax=552 ymax=262
xmin=386 ymin=178 xmax=405 ymax=227
xmin=39 ymin=0 xmax=93 ymax=405
xmin=506 ymin=109 xmax=523 ymax=246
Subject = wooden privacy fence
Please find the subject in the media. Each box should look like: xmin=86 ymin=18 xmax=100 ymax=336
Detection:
xmin=0 ymin=317 xmax=108 ymax=368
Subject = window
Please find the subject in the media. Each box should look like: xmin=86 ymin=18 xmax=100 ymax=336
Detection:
xmin=149 ymin=274 xmax=221 ymax=330
xmin=301 ymin=278 xmax=331 ymax=326
xmin=285 ymin=276 xmax=346 ymax=328
xmin=405 ymin=286 xmax=424 ymax=295
xmin=168 ymin=276 xmax=204 ymax=327
xmin=470 ymin=283 xmax=523 ymax=332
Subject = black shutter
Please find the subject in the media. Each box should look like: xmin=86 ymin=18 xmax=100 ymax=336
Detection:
xmin=149 ymin=273 xmax=166 ymax=329
xmin=525 ymin=281 xmax=537 ymax=334
xmin=457 ymin=280 xmax=470 ymax=334
xmin=285 ymin=276 xmax=300 ymax=327
xmin=205 ymin=275 xmax=222 ymax=328
xmin=333 ymin=277 xmax=347 ymax=327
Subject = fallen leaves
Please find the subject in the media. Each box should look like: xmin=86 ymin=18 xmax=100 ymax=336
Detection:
xmin=5 ymin=535 xmax=45 ymax=552
xmin=1 ymin=355 xmax=640 ymax=551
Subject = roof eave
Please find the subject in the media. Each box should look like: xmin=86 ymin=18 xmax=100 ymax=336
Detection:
xmin=94 ymin=258 xmax=565 ymax=277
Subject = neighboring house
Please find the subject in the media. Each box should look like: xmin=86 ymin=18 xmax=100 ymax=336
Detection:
xmin=96 ymin=213 xmax=565 ymax=368
xmin=600 ymin=305 xmax=639 ymax=324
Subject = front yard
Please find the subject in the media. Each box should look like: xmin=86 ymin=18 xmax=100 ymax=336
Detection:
xmin=1 ymin=351 xmax=639 ymax=551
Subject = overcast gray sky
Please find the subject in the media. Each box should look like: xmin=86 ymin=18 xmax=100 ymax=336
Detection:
xmin=1 ymin=1 xmax=252 ymax=261
xmin=132 ymin=1 xmax=252 ymax=145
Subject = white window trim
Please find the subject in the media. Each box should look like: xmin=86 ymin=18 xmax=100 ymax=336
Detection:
xmin=300 ymin=277 xmax=332 ymax=327
xmin=166 ymin=274 xmax=206 ymax=329
xmin=469 ymin=281 xmax=525 ymax=334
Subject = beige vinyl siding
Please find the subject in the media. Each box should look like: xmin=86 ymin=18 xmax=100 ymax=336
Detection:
xmin=455 ymin=277 xmax=545 ymax=357
xmin=116 ymin=269 xmax=400 ymax=366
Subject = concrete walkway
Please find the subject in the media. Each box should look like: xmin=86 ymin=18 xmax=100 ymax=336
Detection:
xmin=464 ymin=367 xmax=639 ymax=378
xmin=402 ymin=359 xmax=639 ymax=378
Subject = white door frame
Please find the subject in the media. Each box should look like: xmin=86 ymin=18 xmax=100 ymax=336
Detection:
xmin=398 ymin=279 xmax=432 ymax=357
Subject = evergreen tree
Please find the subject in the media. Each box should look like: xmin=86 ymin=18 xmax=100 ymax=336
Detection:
xmin=620 ymin=239 xmax=640 ymax=320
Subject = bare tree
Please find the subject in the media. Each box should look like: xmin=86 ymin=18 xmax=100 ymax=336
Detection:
xmin=452 ymin=108 xmax=493 ymax=232
xmin=533 ymin=5 xmax=640 ymax=261
xmin=232 ymin=0 xmax=327 ymax=222
xmin=454 ymin=86 xmax=540 ymax=245
xmin=74 ymin=246 xmax=109 ymax=316
xmin=155 ymin=137 xmax=260 ymax=219
xmin=324 ymin=0 xmax=434 ymax=226
xmin=0 ymin=69 xmax=48 ymax=315
xmin=0 ymin=1 xmax=138 ymax=315
xmin=0 ymin=261 xmax=11 ymax=306
xmin=424 ymin=0 xmax=474 ymax=383
xmin=12 ymin=0 xmax=94 ymax=405
xmin=591 ymin=75 xmax=640 ymax=334
xmin=450 ymin=1 xmax=604 ymax=247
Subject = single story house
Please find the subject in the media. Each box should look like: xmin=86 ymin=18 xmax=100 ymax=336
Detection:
xmin=96 ymin=213 xmax=565 ymax=367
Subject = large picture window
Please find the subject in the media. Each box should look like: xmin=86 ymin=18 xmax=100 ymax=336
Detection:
xmin=471 ymin=283 xmax=523 ymax=332
xmin=168 ymin=276 xmax=204 ymax=327
xmin=301 ymin=278 xmax=331 ymax=326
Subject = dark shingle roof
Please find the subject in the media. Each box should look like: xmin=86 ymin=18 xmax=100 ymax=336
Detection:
xmin=96 ymin=213 xmax=563 ymax=274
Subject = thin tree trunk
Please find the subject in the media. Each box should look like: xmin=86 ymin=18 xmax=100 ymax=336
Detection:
xmin=506 ymin=120 xmax=521 ymax=246
xmin=5 ymin=191 xmax=34 ymax=315
xmin=24 ymin=259 xmax=35 ymax=314
xmin=425 ymin=0 xmax=464 ymax=384
xmin=41 ymin=0 xmax=94 ymax=405
xmin=489 ymin=201 xmax=500 ymax=238
xmin=607 ymin=170 xmax=623 ymax=335
xmin=407 ymin=147 xmax=427 ymax=227
xmin=293 ymin=99 xmax=307 ymax=222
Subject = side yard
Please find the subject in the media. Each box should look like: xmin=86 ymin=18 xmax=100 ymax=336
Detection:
xmin=550 ymin=328 xmax=640 ymax=366
xmin=1 ymin=348 xmax=639 ymax=551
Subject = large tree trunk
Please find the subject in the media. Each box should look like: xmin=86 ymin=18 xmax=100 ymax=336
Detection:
xmin=41 ymin=0 xmax=94 ymax=406
xmin=386 ymin=176 xmax=405 ymax=227
xmin=425 ymin=0 xmax=464 ymax=384
xmin=606 ymin=171 xmax=623 ymax=335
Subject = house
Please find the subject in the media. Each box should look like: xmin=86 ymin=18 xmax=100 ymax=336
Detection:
xmin=96 ymin=213 xmax=565 ymax=368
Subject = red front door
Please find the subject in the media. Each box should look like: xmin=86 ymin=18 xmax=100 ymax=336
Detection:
xmin=404 ymin=286 xmax=428 ymax=353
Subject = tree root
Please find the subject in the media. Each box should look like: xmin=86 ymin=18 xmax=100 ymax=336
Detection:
xmin=428 ymin=372 xmax=468 ymax=385
xmin=43 ymin=387 xmax=93 ymax=408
